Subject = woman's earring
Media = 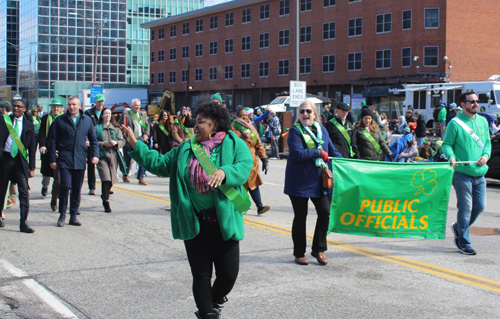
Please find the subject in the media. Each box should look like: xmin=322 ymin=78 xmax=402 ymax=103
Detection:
xmin=209 ymin=132 xmax=216 ymax=140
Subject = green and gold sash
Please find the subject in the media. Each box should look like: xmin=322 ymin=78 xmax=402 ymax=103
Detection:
xmin=361 ymin=129 xmax=381 ymax=154
xmin=174 ymin=119 xmax=193 ymax=138
xmin=3 ymin=115 xmax=28 ymax=161
xmin=128 ymin=110 xmax=148 ymax=131
xmin=156 ymin=121 xmax=169 ymax=137
xmin=294 ymin=123 xmax=315 ymax=149
xmin=232 ymin=120 xmax=258 ymax=143
xmin=330 ymin=118 xmax=355 ymax=157
xmin=190 ymin=136 xmax=250 ymax=214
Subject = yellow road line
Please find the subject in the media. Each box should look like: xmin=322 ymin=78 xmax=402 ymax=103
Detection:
xmin=244 ymin=216 xmax=500 ymax=293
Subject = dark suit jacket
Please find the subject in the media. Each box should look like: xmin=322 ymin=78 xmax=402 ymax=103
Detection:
xmin=84 ymin=107 xmax=101 ymax=127
xmin=0 ymin=114 xmax=36 ymax=179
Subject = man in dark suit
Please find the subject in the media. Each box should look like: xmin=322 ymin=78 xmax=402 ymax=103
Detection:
xmin=83 ymin=93 xmax=105 ymax=195
xmin=0 ymin=99 xmax=37 ymax=233
xmin=324 ymin=102 xmax=360 ymax=159
xmin=119 ymin=98 xmax=150 ymax=185
xmin=49 ymin=96 xmax=99 ymax=227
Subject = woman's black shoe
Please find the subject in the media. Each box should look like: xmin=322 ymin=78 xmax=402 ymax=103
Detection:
xmin=103 ymin=201 xmax=112 ymax=213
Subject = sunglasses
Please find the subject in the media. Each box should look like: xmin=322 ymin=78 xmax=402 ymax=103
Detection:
xmin=465 ymin=100 xmax=480 ymax=104
xmin=299 ymin=109 xmax=313 ymax=114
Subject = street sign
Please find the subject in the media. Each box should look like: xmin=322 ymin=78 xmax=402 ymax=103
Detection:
xmin=13 ymin=93 xmax=22 ymax=100
xmin=90 ymin=82 xmax=104 ymax=104
xmin=289 ymin=81 xmax=306 ymax=107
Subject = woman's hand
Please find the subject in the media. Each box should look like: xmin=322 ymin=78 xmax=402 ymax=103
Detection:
xmin=209 ymin=169 xmax=226 ymax=188
xmin=319 ymin=150 xmax=329 ymax=162
xmin=121 ymin=125 xmax=137 ymax=148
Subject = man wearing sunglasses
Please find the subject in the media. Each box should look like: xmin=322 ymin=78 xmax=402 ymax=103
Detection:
xmin=442 ymin=91 xmax=491 ymax=255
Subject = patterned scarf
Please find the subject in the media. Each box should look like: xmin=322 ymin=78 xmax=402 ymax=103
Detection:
xmin=301 ymin=122 xmax=327 ymax=170
xmin=233 ymin=117 xmax=252 ymax=140
xmin=188 ymin=131 xmax=227 ymax=195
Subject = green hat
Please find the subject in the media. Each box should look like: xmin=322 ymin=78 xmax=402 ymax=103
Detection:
xmin=404 ymin=125 xmax=411 ymax=133
xmin=50 ymin=98 xmax=62 ymax=106
xmin=211 ymin=93 xmax=223 ymax=103
xmin=94 ymin=94 xmax=105 ymax=102
xmin=361 ymin=101 xmax=366 ymax=106
xmin=423 ymin=139 xmax=427 ymax=144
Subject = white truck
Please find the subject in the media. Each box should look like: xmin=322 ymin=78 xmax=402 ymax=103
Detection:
xmin=394 ymin=81 xmax=500 ymax=125
xmin=78 ymin=88 xmax=148 ymax=112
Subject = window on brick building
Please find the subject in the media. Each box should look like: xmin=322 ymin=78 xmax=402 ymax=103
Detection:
xmin=376 ymin=13 xmax=392 ymax=33
xmin=402 ymin=47 xmax=411 ymax=67
xmin=241 ymin=63 xmax=251 ymax=78
xmin=322 ymin=55 xmax=335 ymax=73
xmin=183 ymin=22 xmax=189 ymax=35
xmin=242 ymin=8 xmax=251 ymax=24
xmin=260 ymin=4 xmax=270 ymax=20
xmin=300 ymin=25 xmax=312 ymax=43
xmin=323 ymin=22 xmax=335 ymax=40
xmin=151 ymin=30 xmax=155 ymax=41
xmin=169 ymin=71 xmax=176 ymax=83
xmin=225 ymin=39 xmax=234 ymax=53
xmin=278 ymin=59 xmax=289 ymax=76
xmin=423 ymin=46 xmax=439 ymax=66
xmin=300 ymin=0 xmax=312 ymax=12
xmin=158 ymin=28 xmax=164 ymax=40
xmin=150 ymin=73 xmax=154 ymax=84
xmin=324 ymin=0 xmax=335 ymax=7
xmin=260 ymin=33 xmax=269 ymax=49
xmin=151 ymin=51 xmax=154 ymax=63
xmin=348 ymin=0 xmax=361 ymax=3
xmin=210 ymin=16 xmax=218 ymax=30
xmin=279 ymin=29 xmax=290 ymax=46
xmin=225 ymin=65 xmax=234 ymax=79
xmin=300 ymin=57 xmax=311 ymax=74
xmin=210 ymin=41 xmax=218 ymax=55
xmin=182 ymin=46 xmax=189 ymax=59
xmin=196 ymin=19 xmax=203 ymax=32
xmin=195 ymin=43 xmax=203 ymax=57
xmin=375 ymin=50 xmax=391 ymax=69
xmin=348 ymin=52 xmax=362 ymax=71
xmin=424 ymin=8 xmax=439 ymax=28
xmin=182 ymin=69 xmax=188 ymax=82
xmin=241 ymin=36 xmax=251 ymax=51
xmin=195 ymin=68 xmax=203 ymax=82
xmin=226 ymin=12 xmax=234 ymax=26
xmin=402 ymin=10 xmax=412 ymax=30
xmin=170 ymin=25 xmax=176 ymax=37
xmin=348 ymin=18 xmax=362 ymax=37
xmin=158 ymin=50 xmax=164 ymax=62
xmin=158 ymin=72 xmax=164 ymax=84
xmin=259 ymin=61 xmax=269 ymax=77
xmin=170 ymin=48 xmax=176 ymax=60
xmin=210 ymin=67 xmax=217 ymax=81
xmin=279 ymin=0 xmax=290 ymax=16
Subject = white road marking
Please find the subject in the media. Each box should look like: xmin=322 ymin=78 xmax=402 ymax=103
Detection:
xmin=0 ymin=259 xmax=78 ymax=319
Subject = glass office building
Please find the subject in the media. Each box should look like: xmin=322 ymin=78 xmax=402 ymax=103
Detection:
xmin=0 ymin=0 xmax=204 ymax=101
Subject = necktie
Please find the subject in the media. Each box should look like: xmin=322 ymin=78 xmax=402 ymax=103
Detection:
xmin=11 ymin=118 xmax=19 ymax=158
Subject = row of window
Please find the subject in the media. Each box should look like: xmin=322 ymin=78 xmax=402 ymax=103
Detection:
xmin=150 ymin=46 xmax=439 ymax=84
xmin=152 ymin=5 xmax=439 ymax=40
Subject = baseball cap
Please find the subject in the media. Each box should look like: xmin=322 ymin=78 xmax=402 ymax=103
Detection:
xmin=94 ymin=94 xmax=105 ymax=102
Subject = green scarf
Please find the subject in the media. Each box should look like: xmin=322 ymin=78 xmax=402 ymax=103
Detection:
xmin=294 ymin=122 xmax=327 ymax=170
xmin=46 ymin=112 xmax=60 ymax=137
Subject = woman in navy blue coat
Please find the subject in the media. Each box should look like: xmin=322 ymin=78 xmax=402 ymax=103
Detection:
xmin=284 ymin=101 xmax=342 ymax=266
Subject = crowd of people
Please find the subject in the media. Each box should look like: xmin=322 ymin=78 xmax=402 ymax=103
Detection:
xmin=0 ymin=90 xmax=494 ymax=318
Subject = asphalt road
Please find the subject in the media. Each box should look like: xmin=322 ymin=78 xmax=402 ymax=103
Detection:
xmin=1 ymin=158 xmax=499 ymax=318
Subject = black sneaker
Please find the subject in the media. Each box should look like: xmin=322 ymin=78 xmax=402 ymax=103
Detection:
xmin=451 ymin=223 xmax=460 ymax=249
xmin=457 ymin=245 xmax=476 ymax=255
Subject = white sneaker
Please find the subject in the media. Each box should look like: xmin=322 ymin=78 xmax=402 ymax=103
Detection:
xmin=269 ymin=157 xmax=278 ymax=160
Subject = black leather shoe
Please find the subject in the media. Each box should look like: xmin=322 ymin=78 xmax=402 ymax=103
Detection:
xmin=103 ymin=201 xmax=112 ymax=213
xmin=41 ymin=188 xmax=48 ymax=197
xmin=20 ymin=224 xmax=35 ymax=233
xmin=57 ymin=215 xmax=66 ymax=227
xmin=109 ymin=190 xmax=114 ymax=195
xmin=69 ymin=217 xmax=82 ymax=226
xmin=51 ymin=200 xmax=57 ymax=212
xmin=0 ymin=218 xmax=4 ymax=228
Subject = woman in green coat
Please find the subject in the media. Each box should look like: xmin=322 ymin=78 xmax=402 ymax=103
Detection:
xmin=355 ymin=108 xmax=393 ymax=161
xmin=122 ymin=101 xmax=253 ymax=319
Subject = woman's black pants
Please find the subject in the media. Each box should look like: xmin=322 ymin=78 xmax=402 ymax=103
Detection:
xmin=289 ymin=193 xmax=331 ymax=258
xmin=184 ymin=219 xmax=239 ymax=315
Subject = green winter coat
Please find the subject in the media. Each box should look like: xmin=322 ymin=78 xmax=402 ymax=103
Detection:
xmin=128 ymin=130 xmax=253 ymax=241
xmin=355 ymin=127 xmax=392 ymax=161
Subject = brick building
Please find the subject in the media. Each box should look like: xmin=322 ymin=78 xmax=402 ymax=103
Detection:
xmin=143 ymin=0 xmax=500 ymax=110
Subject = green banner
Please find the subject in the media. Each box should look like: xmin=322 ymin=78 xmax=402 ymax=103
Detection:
xmin=328 ymin=158 xmax=454 ymax=239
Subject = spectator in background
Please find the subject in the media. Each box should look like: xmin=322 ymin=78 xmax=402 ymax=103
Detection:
xmin=446 ymin=103 xmax=458 ymax=126
xmin=398 ymin=138 xmax=419 ymax=162
xmin=414 ymin=110 xmax=427 ymax=149
xmin=437 ymin=103 xmax=447 ymax=138
xmin=379 ymin=112 xmax=388 ymax=127
xmin=268 ymin=111 xmax=281 ymax=160
xmin=211 ymin=92 xmax=224 ymax=106
xmin=37 ymin=104 xmax=46 ymax=118
xmin=419 ymin=139 xmax=434 ymax=160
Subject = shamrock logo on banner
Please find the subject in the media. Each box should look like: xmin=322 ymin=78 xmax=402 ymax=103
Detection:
xmin=411 ymin=168 xmax=438 ymax=196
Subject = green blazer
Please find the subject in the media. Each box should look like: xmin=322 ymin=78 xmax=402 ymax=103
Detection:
xmin=129 ymin=130 xmax=253 ymax=241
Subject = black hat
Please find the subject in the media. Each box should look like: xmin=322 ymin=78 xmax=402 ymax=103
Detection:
xmin=360 ymin=107 xmax=373 ymax=119
xmin=336 ymin=102 xmax=350 ymax=111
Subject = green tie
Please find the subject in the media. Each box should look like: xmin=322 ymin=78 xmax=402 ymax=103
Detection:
xmin=11 ymin=118 xmax=18 ymax=158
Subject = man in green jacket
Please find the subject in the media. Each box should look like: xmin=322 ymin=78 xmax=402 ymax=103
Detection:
xmin=442 ymin=91 xmax=491 ymax=255
xmin=437 ymin=103 xmax=447 ymax=138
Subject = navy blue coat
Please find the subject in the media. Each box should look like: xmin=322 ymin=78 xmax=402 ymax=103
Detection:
xmin=0 ymin=114 xmax=36 ymax=179
xmin=284 ymin=124 xmax=342 ymax=198
xmin=49 ymin=110 xmax=99 ymax=170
